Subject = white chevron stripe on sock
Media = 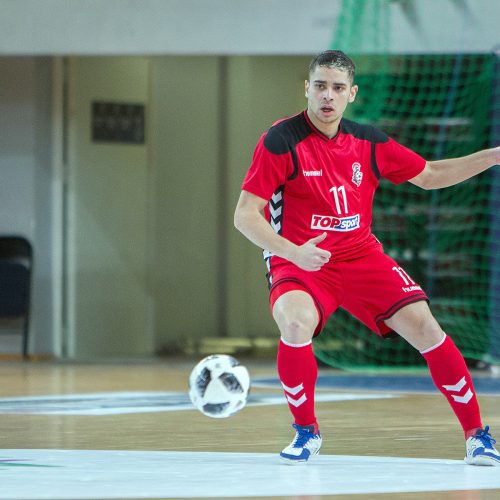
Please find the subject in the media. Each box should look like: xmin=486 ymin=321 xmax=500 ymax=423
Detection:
xmin=451 ymin=388 xmax=473 ymax=404
xmin=286 ymin=393 xmax=307 ymax=407
xmin=281 ymin=382 xmax=304 ymax=396
xmin=442 ymin=376 xmax=466 ymax=393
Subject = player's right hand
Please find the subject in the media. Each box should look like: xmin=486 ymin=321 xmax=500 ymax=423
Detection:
xmin=292 ymin=232 xmax=331 ymax=271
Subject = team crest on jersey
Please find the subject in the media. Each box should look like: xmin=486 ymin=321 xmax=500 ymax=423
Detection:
xmin=352 ymin=162 xmax=363 ymax=186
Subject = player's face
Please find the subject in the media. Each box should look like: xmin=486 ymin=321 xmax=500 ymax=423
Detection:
xmin=305 ymin=66 xmax=357 ymax=135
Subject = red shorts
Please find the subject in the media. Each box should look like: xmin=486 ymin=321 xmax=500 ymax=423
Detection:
xmin=268 ymin=244 xmax=428 ymax=337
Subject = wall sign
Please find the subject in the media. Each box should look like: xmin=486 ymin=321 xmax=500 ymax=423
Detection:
xmin=91 ymin=102 xmax=145 ymax=144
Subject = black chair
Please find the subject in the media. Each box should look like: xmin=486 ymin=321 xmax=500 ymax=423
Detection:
xmin=0 ymin=236 xmax=33 ymax=358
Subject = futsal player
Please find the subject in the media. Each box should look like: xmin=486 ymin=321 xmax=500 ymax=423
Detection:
xmin=234 ymin=50 xmax=500 ymax=466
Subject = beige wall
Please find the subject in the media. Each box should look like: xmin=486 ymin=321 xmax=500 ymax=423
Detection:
xmin=151 ymin=55 xmax=310 ymax=350
xmin=225 ymin=56 xmax=308 ymax=340
xmin=149 ymin=57 xmax=221 ymax=352
xmin=65 ymin=55 xmax=311 ymax=358
xmin=67 ymin=57 xmax=152 ymax=358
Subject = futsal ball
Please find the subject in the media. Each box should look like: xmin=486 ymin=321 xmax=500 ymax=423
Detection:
xmin=188 ymin=354 xmax=250 ymax=418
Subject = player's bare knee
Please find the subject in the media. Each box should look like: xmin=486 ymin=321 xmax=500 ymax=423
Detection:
xmin=420 ymin=318 xmax=445 ymax=347
xmin=397 ymin=315 xmax=445 ymax=351
xmin=278 ymin=314 xmax=315 ymax=344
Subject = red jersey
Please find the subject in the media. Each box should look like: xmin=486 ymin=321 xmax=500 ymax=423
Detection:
xmin=242 ymin=111 xmax=426 ymax=262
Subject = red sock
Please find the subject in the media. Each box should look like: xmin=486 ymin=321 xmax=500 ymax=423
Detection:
xmin=277 ymin=338 xmax=318 ymax=430
xmin=421 ymin=334 xmax=482 ymax=438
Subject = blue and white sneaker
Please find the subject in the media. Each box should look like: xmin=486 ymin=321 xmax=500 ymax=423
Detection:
xmin=465 ymin=426 xmax=500 ymax=466
xmin=280 ymin=423 xmax=322 ymax=464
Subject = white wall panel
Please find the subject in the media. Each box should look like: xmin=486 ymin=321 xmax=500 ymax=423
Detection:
xmin=1 ymin=0 xmax=498 ymax=56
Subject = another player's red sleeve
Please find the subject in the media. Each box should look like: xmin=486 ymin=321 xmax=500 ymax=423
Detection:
xmin=242 ymin=133 xmax=292 ymax=201
xmin=376 ymin=138 xmax=426 ymax=185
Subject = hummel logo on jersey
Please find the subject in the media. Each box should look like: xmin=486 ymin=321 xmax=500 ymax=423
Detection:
xmin=311 ymin=214 xmax=360 ymax=231
xmin=303 ymin=169 xmax=322 ymax=177
xmin=352 ymin=162 xmax=363 ymax=186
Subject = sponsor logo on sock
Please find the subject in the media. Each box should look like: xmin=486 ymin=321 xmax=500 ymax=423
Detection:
xmin=442 ymin=376 xmax=473 ymax=404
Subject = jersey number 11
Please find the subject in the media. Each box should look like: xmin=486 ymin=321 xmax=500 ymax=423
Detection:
xmin=330 ymin=185 xmax=348 ymax=215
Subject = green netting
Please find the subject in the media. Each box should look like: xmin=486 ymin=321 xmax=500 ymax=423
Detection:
xmin=313 ymin=0 xmax=498 ymax=370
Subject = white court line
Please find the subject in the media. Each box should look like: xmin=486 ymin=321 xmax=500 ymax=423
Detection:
xmin=0 ymin=391 xmax=397 ymax=415
xmin=0 ymin=450 xmax=499 ymax=499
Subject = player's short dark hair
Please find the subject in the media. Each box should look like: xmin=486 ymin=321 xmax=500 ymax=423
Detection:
xmin=308 ymin=50 xmax=356 ymax=84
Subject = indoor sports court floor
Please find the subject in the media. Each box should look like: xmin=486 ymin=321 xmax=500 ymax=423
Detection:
xmin=0 ymin=359 xmax=499 ymax=500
